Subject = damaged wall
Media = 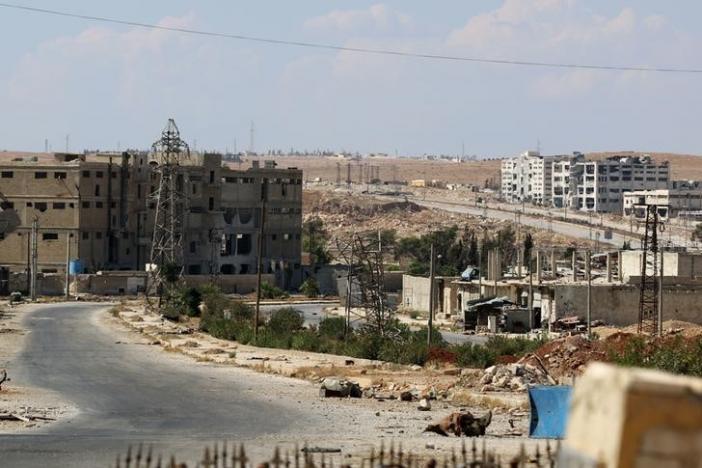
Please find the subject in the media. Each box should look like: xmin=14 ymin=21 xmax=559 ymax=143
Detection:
xmin=543 ymin=283 xmax=702 ymax=326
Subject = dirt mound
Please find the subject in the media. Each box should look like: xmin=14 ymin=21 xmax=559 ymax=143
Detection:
xmin=519 ymin=335 xmax=609 ymax=381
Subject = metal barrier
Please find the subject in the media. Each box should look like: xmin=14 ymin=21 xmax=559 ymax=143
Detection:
xmin=113 ymin=439 xmax=559 ymax=468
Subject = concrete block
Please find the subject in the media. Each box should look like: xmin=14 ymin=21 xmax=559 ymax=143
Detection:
xmin=561 ymin=363 xmax=702 ymax=468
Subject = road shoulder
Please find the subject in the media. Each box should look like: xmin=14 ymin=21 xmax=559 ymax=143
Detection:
xmin=0 ymin=302 xmax=78 ymax=433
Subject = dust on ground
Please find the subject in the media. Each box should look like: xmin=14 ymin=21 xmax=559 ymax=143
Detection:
xmin=0 ymin=302 xmax=77 ymax=433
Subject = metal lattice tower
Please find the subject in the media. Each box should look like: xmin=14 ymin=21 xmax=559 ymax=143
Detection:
xmin=149 ymin=119 xmax=190 ymax=298
xmin=638 ymin=204 xmax=659 ymax=335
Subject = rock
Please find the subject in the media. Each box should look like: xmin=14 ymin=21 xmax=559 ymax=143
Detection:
xmin=418 ymin=398 xmax=431 ymax=411
xmin=443 ymin=368 xmax=460 ymax=376
xmin=399 ymin=391 xmax=414 ymax=402
xmin=410 ymin=364 xmax=422 ymax=371
xmin=319 ymin=377 xmax=362 ymax=398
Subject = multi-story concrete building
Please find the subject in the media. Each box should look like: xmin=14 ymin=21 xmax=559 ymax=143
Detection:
xmin=501 ymin=151 xmax=581 ymax=206
xmin=622 ymin=180 xmax=702 ymax=220
xmin=0 ymin=151 xmax=303 ymax=289
xmin=569 ymin=156 xmax=669 ymax=213
xmin=500 ymin=151 xmax=547 ymax=204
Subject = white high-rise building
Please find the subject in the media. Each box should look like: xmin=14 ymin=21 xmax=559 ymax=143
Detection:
xmin=501 ymin=151 xmax=579 ymax=206
xmin=500 ymin=151 xmax=548 ymax=205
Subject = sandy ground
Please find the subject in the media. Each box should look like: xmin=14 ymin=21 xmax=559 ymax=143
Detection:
xmin=0 ymin=302 xmax=78 ymax=432
xmin=109 ymin=301 xmax=543 ymax=463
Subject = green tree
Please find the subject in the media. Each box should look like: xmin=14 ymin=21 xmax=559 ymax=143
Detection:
xmin=303 ymin=217 xmax=331 ymax=265
xmin=299 ymin=277 xmax=320 ymax=298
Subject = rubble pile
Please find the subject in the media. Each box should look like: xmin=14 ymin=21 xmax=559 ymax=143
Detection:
xmin=479 ymin=363 xmax=552 ymax=392
xmin=519 ymin=335 xmax=608 ymax=380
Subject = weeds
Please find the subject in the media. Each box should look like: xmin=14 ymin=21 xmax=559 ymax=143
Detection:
xmin=611 ymin=336 xmax=702 ymax=377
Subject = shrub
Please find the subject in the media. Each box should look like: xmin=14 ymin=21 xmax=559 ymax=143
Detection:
xmin=299 ymin=278 xmax=320 ymax=298
xmin=255 ymin=328 xmax=293 ymax=349
xmin=319 ymin=317 xmax=346 ymax=340
xmin=612 ymin=336 xmax=702 ymax=377
xmin=291 ymin=330 xmax=322 ymax=352
xmin=454 ymin=343 xmax=496 ymax=369
xmin=181 ymin=287 xmax=202 ymax=317
xmin=484 ymin=335 xmax=546 ymax=358
xmin=267 ymin=307 xmax=304 ymax=335
xmin=260 ymin=282 xmax=289 ymax=299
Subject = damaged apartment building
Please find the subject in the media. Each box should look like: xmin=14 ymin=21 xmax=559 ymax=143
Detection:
xmin=0 ymin=151 xmax=302 ymax=294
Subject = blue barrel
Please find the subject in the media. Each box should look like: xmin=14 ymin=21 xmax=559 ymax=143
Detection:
xmin=68 ymin=259 xmax=84 ymax=275
xmin=528 ymin=385 xmax=572 ymax=439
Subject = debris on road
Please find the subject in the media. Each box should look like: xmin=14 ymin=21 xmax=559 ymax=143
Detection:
xmin=424 ymin=410 xmax=492 ymax=437
xmin=0 ymin=369 xmax=7 ymax=391
xmin=319 ymin=377 xmax=362 ymax=398
xmin=0 ymin=407 xmax=59 ymax=423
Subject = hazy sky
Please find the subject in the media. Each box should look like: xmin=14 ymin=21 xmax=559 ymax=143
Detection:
xmin=0 ymin=1 xmax=701 ymax=157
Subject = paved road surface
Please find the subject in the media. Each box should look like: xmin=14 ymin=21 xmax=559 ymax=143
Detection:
xmin=411 ymin=198 xmax=641 ymax=248
xmin=0 ymin=303 xmax=305 ymax=467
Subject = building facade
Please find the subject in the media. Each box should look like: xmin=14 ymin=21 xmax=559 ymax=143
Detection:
xmin=501 ymin=151 xmax=582 ymax=206
xmin=569 ymin=156 xmax=669 ymax=213
xmin=0 ymin=151 xmax=303 ymax=289
xmin=500 ymin=151 xmax=548 ymax=204
xmin=501 ymin=152 xmax=670 ymax=213
xmin=622 ymin=180 xmax=702 ymax=220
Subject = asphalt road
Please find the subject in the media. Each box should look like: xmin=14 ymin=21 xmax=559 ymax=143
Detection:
xmin=0 ymin=303 xmax=304 ymax=467
xmin=413 ymin=199 xmax=640 ymax=248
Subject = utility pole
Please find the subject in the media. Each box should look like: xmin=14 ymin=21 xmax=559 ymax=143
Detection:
xmin=586 ymin=250 xmax=592 ymax=338
xmin=30 ymin=218 xmax=38 ymax=301
xmin=344 ymin=239 xmax=354 ymax=338
xmin=254 ymin=178 xmax=268 ymax=343
xmin=427 ymin=243 xmax=435 ymax=347
xmin=478 ymin=249 xmax=483 ymax=299
xmin=528 ymin=252 xmax=534 ymax=330
xmin=658 ymin=250 xmax=664 ymax=336
xmin=65 ymin=232 xmax=71 ymax=300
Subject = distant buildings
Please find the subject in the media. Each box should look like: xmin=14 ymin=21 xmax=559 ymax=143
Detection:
xmin=500 ymin=151 xmax=581 ymax=207
xmin=569 ymin=156 xmax=669 ymax=213
xmin=0 ymin=151 xmax=303 ymax=288
xmin=623 ymin=180 xmax=702 ymax=220
xmin=501 ymin=151 xmax=672 ymax=214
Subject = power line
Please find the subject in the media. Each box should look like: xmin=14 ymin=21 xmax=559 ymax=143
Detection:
xmin=1 ymin=2 xmax=701 ymax=74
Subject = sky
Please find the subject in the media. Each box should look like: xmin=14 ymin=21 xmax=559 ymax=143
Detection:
xmin=0 ymin=0 xmax=701 ymax=157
